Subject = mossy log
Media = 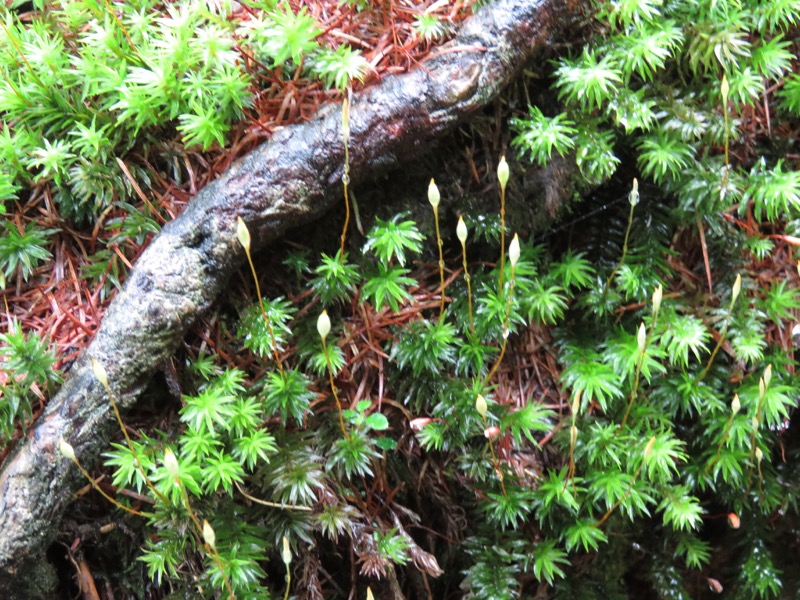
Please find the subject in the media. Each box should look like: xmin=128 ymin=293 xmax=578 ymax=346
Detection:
xmin=0 ymin=0 xmax=585 ymax=594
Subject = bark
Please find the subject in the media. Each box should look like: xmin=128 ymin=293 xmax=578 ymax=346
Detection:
xmin=0 ymin=0 xmax=585 ymax=594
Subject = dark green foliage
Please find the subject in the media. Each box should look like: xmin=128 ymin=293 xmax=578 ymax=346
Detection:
xmin=455 ymin=331 xmax=496 ymax=376
xmin=266 ymin=442 xmax=325 ymax=506
xmin=262 ymin=368 xmax=315 ymax=426
xmin=238 ymin=297 xmax=296 ymax=358
xmin=363 ymin=212 xmax=424 ymax=267
xmin=501 ymin=403 xmax=555 ymax=446
xmin=550 ymin=250 xmax=595 ymax=290
xmin=462 ymin=535 xmax=524 ymax=599
xmin=361 ymin=263 xmax=416 ymax=312
xmin=0 ymin=320 xmax=60 ymax=443
xmin=392 ymin=319 xmax=458 ymax=376
xmin=311 ymin=251 xmax=361 ymax=305
xmin=511 ymin=106 xmax=576 ymax=166
xmin=531 ymin=539 xmax=570 ymax=586
xmin=329 ymin=400 xmax=388 ymax=478
xmin=75 ymin=0 xmax=800 ymax=596
xmin=0 ymin=221 xmax=57 ymax=284
xmin=483 ymin=487 xmax=536 ymax=529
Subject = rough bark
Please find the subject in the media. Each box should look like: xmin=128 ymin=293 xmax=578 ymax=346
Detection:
xmin=0 ymin=0 xmax=585 ymax=593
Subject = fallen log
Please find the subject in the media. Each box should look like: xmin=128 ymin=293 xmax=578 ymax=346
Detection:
xmin=0 ymin=0 xmax=585 ymax=594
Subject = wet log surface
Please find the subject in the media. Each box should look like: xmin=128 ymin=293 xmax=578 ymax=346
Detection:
xmin=0 ymin=0 xmax=585 ymax=594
